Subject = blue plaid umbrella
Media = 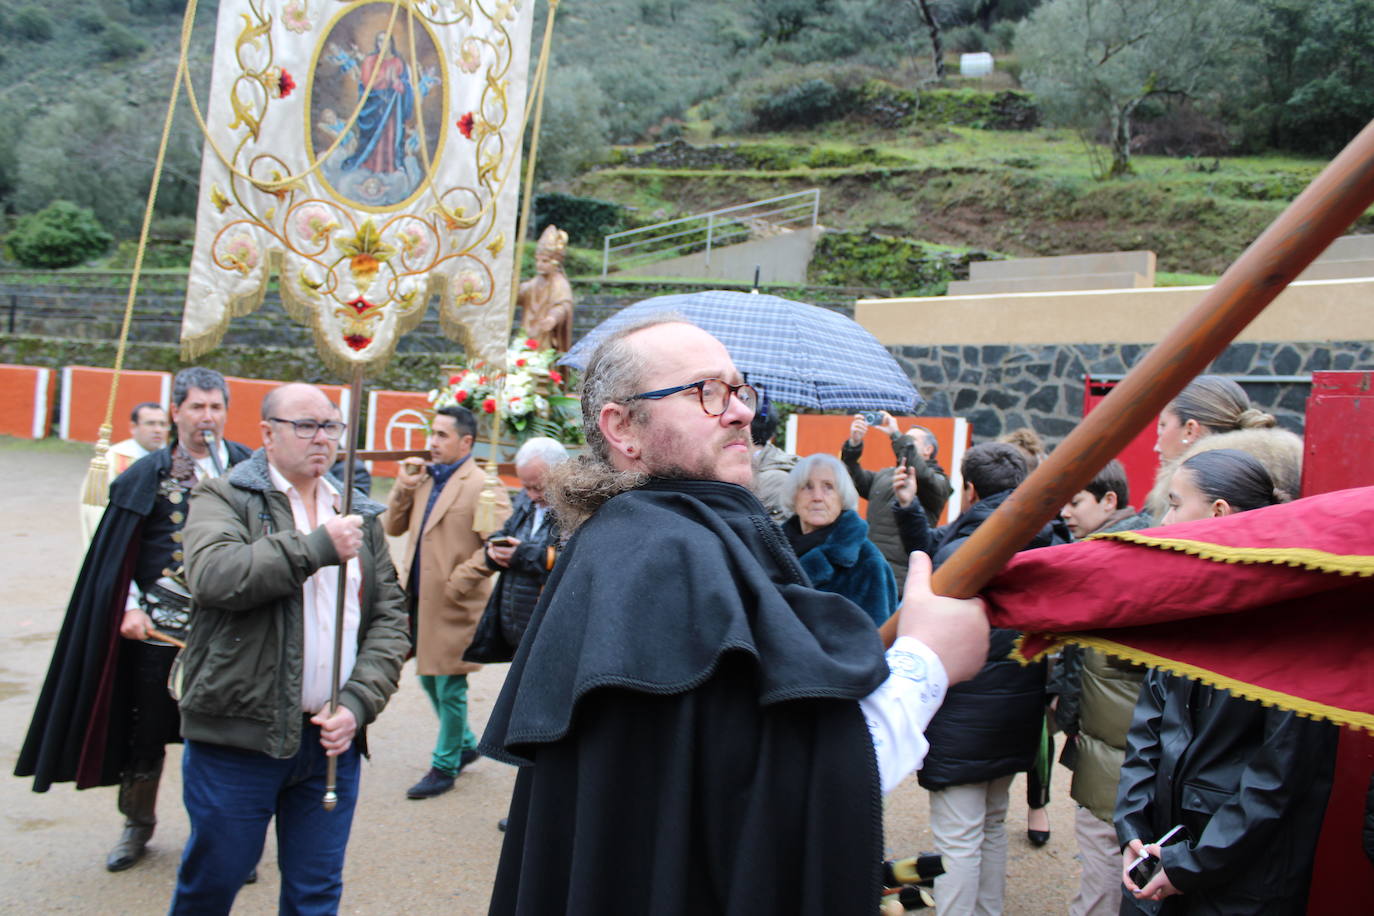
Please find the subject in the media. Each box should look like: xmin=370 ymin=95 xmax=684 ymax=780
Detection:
xmin=561 ymin=290 xmax=920 ymax=412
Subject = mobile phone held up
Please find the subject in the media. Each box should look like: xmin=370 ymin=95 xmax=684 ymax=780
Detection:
xmin=1127 ymin=825 xmax=1185 ymax=888
xmin=488 ymin=536 xmax=515 ymax=548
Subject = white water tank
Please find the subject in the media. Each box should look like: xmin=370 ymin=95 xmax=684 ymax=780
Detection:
xmin=960 ymin=53 xmax=994 ymax=77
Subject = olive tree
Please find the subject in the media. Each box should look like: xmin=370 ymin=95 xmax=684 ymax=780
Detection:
xmin=1016 ymin=0 xmax=1245 ymax=176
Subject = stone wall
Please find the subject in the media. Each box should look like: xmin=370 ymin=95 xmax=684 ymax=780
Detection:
xmin=893 ymin=340 xmax=1374 ymax=442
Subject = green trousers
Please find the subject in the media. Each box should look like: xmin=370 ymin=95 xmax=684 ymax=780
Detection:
xmin=418 ymin=674 xmax=477 ymax=776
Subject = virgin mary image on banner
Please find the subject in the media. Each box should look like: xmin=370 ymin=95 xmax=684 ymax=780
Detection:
xmin=180 ymin=0 xmax=534 ymax=372
xmin=318 ymin=7 xmax=442 ymax=208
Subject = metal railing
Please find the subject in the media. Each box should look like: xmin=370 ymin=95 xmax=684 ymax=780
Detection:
xmin=601 ymin=189 xmax=820 ymax=276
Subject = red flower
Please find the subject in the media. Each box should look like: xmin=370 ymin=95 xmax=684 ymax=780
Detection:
xmin=343 ymin=334 xmax=371 ymax=351
xmin=279 ymin=69 xmax=296 ymax=98
xmin=525 ymin=337 xmax=540 ymax=349
xmin=548 ymin=370 xmax=563 ymax=384
xmin=457 ymin=112 xmax=475 ymax=139
xmin=515 ymin=358 xmax=527 ymax=367
xmin=478 ymin=375 xmax=488 ymax=384
xmin=454 ymin=389 xmax=469 ymax=402
xmin=448 ymin=374 xmax=462 ymax=385
xmin=482 ymin=397 xmax=496 ymax=414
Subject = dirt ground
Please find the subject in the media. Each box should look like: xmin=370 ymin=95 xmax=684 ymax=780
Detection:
xmin=0 ymin=438 xmax=1082 ymax=914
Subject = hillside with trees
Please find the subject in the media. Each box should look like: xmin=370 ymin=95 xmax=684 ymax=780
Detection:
xmin=2 ymin=0 xmax=1373 ymax=283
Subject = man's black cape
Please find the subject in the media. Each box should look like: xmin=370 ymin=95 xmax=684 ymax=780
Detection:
xmin=15 ymin=442 xmax=250 ymax=791
xmin=481 ymin=479 xmax=893 ymax=916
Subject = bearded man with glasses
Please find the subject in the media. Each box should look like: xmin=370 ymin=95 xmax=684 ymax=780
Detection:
xmin=482 ymin=317 xmax=991 ymax=916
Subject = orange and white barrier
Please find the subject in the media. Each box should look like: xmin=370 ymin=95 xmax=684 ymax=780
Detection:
xmin=788 ymin=413 xmax=970 ymax=524
xmin=222 ymin=376 xmax=351 ymax=449
xmin=365 ymin=390 xmax=433 ymax=478
xmin=0 ymin=364 xmax=57 ymax=439
xmin=60 ymin=367 xmax=171 ymax=443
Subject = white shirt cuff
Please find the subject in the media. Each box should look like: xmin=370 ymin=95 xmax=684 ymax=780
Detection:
xmin=860 ymin=637 xmax=950 ymax=794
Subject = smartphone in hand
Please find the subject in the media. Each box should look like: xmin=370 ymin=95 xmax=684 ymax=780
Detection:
xmin=1127 ymin=824 xmax=1184 ymax=887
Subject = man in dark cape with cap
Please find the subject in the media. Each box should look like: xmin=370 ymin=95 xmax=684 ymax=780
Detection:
xmin=481 ymin=318 xmax=990 ymax=915
xmin=15 ymin=367 xmax=251 ymax=872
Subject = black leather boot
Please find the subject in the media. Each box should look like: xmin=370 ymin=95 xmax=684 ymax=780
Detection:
xmin=106 ymin=762 xmax=161 ymax=872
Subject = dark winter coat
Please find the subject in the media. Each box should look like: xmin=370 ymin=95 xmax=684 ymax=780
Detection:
xmin=482 ymin=479 xmax=890 ymax=916
xmin=464 ymin=492 xmax=561 ymax=664
xmin=914 ymin=488 xmax=1068 ymax=791
xmin=16 ymin=441 xmax=251 ymax=791
xmin=179 ymin=450 xmax=410 ymax=758
xmin=1116 ymin=672 xmax=1338 ymax=915
xmin=840 ymin=434 xmax=951 ymax=583
xmin=792 ymin=509 xmax=898 ymax=628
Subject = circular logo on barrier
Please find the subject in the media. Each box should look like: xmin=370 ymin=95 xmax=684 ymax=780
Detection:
xmin=384 ymin=408 xmax=429 ymax=451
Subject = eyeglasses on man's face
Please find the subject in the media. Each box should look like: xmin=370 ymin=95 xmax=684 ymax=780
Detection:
xmin=268 ymin=417 xmax=347 ymax=440
xmin=627 ymin=378 xmax=759 ymax=417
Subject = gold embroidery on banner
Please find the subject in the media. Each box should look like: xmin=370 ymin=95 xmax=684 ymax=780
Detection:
xmin=1089 ymin=530 xmax=1374 ymax=577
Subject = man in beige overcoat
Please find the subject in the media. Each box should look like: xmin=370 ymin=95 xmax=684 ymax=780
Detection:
xmin=385 ymin=405 xmax=510 ymax=799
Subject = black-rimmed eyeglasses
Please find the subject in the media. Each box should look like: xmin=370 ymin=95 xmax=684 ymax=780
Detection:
xmin=627 ymin=378 xmax=759 ymax=417
xmin=268 ymin=417 xmax=347 ymax=440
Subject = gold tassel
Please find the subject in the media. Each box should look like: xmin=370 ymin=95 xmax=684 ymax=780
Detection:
xmin=472 ymin=406 xmax=506 ymax=535
xmin=81 ymin=424 xmax=115 ymax=508
xmin=472 ymin=460 xmax=506 ymax=536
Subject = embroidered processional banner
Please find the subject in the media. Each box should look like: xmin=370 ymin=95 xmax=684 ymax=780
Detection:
xmin=181 ymin=0 xmax=534 ymax=372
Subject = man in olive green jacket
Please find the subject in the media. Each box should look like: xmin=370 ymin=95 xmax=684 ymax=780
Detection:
xmin=171 ymin=383 xmax=410 ymax=915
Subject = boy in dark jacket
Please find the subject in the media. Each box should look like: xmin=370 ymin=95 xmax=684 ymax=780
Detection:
xmin=893 ymin=442 xmax=1069 ymax=915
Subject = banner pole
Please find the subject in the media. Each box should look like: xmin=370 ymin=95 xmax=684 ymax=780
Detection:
xmin=324 ymin=364 xmax=366 ymax=809
xmin=881 ymin=117 xmax=1374 ymax=643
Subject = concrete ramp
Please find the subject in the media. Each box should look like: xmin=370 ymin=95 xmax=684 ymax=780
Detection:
xmin=615 ymin=226 xmax=819 ymax=285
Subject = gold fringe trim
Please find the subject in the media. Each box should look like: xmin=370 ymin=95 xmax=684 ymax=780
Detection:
xmin=1090 ymin=530 xmax=1374 ymax=577
xmin=1011 ymin=632 xmax=1374 ymax=735
xmin=182 ymin=248 xmax=452 ymax=378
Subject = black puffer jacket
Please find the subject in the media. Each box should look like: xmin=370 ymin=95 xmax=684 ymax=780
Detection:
xmin=464 ymin=492 xmax=560 ymax=664
xmin=914 ymin=489 xmax=1068 ymax=791
xmin=1116 ymin=672 xmax=1339 ymax=915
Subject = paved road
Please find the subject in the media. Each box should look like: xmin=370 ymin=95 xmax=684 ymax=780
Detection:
xmin=0 ymin=438 xmax=1080 ymax=914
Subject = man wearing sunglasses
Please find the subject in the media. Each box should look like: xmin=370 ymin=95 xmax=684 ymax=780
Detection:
xmin=483 ymin=318 xmax=990 ymax=915
xmin=168 ymin=383 xmax=409 ymax=913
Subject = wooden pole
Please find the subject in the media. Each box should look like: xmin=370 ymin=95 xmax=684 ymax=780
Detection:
xmin=324 ymin=365 xmax=366 ymax=809
xmin=881 ymin=117 xmax=1374 ymax=645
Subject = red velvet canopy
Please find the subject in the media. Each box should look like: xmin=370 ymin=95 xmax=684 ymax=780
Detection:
xmin=982 ymin=487 xmax=1374 ymax=732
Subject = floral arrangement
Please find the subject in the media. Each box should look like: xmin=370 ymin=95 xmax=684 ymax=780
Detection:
xmin=428 ymin=337 xmax=584 ymax=445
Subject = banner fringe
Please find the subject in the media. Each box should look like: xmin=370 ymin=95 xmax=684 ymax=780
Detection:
xmin=1011 ymin=632 xmax=1374 ymax=735
xmin=1089 ymin=530 xmax=1374 ymax=577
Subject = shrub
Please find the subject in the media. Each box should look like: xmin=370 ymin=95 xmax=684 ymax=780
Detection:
xmin=944 ymin=25 xmax=990 ymax=53
xmin=97 ymin=23 xmax=147 ymax=60
xmin=6 ymin=201 xmax=113 ymax=269
xmin=532 ymin=193 xmax=627 ymax=249
xmin=753 ymin=78 xmax=851 ymax=131
xmin=12 ymin=6 xmax=55 ymax=41
xmin=808 ymin=231 xmax=994 ymax=295
xmin=74 ymin=7 xmax=110 ymax=33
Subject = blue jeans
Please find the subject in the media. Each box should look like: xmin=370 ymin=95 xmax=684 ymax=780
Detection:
xmin=170 ymin=725 xmax=360 ymax=916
